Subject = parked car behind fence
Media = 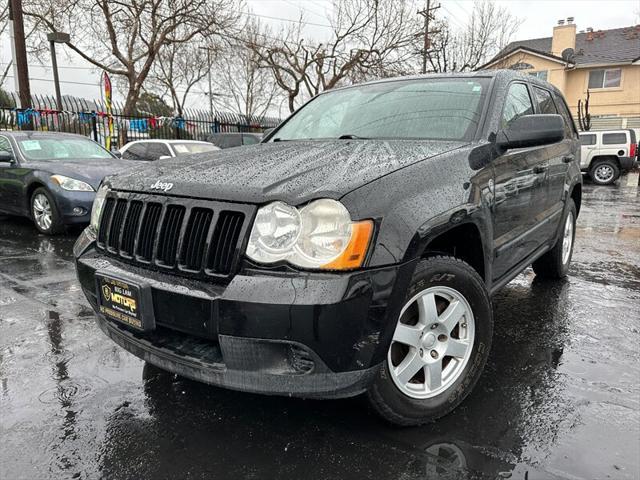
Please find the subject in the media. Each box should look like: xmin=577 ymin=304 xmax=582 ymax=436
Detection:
xmin=119 ymin=140 xmax=220 ymax=161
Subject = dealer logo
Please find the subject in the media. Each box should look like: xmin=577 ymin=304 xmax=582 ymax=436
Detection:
xmin=150 ymin=180 xmax=174 ymax=192
xmin=102 ymin=284 xmax=112 ymax=301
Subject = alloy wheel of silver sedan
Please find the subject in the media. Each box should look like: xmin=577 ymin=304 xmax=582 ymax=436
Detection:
xmin=593 ymin=164 xmax=615 ymax=184
xmin=32 ymin=193 xmax=53 ymax=231
xmin=562 ymin=211 xmax=574 ymax=265
xmin=388 ymin=286 xmax=475 ymax=399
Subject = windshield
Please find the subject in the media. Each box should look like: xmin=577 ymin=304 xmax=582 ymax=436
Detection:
xmin=272 ymin=77 xmax=490 ymax=142
xmin=17 ymin=137 xmax=113 ymax=161
xmin=172 ymin=142 xmax=219 ymax=155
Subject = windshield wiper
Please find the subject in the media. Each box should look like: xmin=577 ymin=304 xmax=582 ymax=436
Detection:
xmin=338 ymin=134 xmax=368 ymax=140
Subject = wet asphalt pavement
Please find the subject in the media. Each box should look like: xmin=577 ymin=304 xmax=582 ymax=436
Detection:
xmin=1 ymin=179 xmax=639 ymax=480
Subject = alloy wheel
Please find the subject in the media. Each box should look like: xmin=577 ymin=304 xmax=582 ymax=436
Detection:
xmin=32 ymin=193 xmax=53 ymax=231
xmin=388 ymin=286 xmax=475 ymax=399
xmin=562 ymin=211 xmax=574 ymax=265
xmin=594 ymin=164 xmax=614 ymax=183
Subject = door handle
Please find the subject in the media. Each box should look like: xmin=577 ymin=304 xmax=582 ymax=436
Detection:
xmin=533 ymin=165 xmax=548 ymax=174
xmin=562 ymin=155 xmax=575 ymax=163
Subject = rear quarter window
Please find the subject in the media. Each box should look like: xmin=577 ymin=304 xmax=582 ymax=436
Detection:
xmin=602 ymin=133 xmax=627 ymax=145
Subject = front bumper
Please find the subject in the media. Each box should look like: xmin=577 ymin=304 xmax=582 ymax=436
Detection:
xmin=55 ymin=189 xmax=95 ymax=224
xmin=74 ymin=228 xmax=415 ymax=398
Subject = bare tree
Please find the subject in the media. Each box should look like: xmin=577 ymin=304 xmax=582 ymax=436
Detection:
xmin=250 ymin=0 xmax=420 ymax=112
xmin=209 ymin=19 xmax=282 ymax=118
xmin=425 ymin=0 xmax=521 ymax=72
xmin=150 ymin=37 xmax=211 ymax=116
xmin=24 ymin=0 xmax=238 ymax=114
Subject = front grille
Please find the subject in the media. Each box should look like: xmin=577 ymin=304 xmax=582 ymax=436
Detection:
xmin=96 ymin=193 xmax=252 ymax=279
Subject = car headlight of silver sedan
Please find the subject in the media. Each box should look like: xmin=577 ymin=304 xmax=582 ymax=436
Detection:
xmin=90 ymin=184 xmax=110 ymax=232
xmin=51 ymin=174 xmax=95 ymax=192
xmin=246 ymin=199 xmax=373 ymax=271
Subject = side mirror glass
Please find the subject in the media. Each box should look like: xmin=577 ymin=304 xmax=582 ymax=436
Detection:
xmin=496 ymin=114 xmax=564 ymax=151
xmin=0 ymin=152 xmax=13 ymax=163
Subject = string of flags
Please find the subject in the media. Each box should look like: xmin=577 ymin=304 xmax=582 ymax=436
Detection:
xmin=8 ymin=107 xmax=193 ymax=131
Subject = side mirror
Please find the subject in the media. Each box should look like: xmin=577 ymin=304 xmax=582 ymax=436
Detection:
xmin=0 ymin=152 xmax=14 ymax=163
xmin=112 ymin=150 xmax=122 ymax=158
xmin=496 ymin=114 xmax=564 ymax=151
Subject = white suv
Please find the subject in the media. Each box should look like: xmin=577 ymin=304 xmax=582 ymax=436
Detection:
xmin=579 ymin=129 xmax=638 ymax=185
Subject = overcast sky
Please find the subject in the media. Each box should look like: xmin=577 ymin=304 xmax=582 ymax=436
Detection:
xmin=1 ymin=0 xmax=638 ymax=111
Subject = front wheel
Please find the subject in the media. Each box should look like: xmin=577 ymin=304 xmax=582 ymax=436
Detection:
xmin=367 ymin=256 xmax=493 ymax=426
xmin=31 ymin=187 xmax=64 ymax=235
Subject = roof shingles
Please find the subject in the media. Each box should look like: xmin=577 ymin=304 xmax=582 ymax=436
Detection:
xmin=489 ymin=25 xmax=640 ymax=66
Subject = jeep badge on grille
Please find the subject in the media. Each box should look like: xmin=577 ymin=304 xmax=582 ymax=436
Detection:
xmin=150 ymin=180 xmax=174 ymax=192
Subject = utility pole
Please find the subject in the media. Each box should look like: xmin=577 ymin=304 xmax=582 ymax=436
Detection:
xmin=206 ymin=48 xmax=213 ymax=115
xmin=9 ymin=0 xmax=31 ymax=109
xmin=417 ymin=0 xmax=440 ymax=74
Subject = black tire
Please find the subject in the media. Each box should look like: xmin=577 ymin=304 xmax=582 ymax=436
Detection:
xmin=589 ymin=158 xmax=619 ymax=185
xmin=366 ymin=256 xmax=493 ymax=426
xmin=30 ymin=187 xmax=64 ymax=235
xmin=532 ymin=199 xmax=576 ymax=279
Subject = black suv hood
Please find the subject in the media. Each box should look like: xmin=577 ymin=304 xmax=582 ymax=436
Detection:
xmin=109 ymin=140 xmax=465 ymax=204
xmin=25 ymin=158 xmax=141 ymax=190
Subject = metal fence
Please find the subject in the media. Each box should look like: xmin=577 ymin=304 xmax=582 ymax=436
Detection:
xmin=0 ymin=92 xmax=282 ymax=150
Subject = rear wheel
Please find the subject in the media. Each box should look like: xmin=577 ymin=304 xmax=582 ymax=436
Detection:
xmin=532 ymin=199 xmax=576 ymax=279
xmin=589 ymin=159 xmax=619 ymax=185
xmin=367 ymin=256 xmax=492 ymax=426
xmin=31 ymin=187 xmax=64 ymax=235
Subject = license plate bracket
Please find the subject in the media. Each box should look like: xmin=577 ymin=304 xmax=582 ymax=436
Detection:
xmin=96 ymin=272 xmax=155 ymax=332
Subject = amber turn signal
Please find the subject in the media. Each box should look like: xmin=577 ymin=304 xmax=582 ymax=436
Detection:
xmin=322 ymin=220 xmax=374 ymax=270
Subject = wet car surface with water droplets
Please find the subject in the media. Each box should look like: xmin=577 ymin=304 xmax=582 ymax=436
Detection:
xmin=1 ymin=178 xmax=638 ymax=480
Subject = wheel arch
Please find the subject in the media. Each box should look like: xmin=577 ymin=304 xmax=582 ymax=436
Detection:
xmin=418 ymin=221 xmax=488 ymax=282
xmin=589 ymin=155 xmax=620 ymax=171
xmin=25 ymin=181 xmax=49 ymax=213
xmin=569 ymin=182 xmax=582 ymax=216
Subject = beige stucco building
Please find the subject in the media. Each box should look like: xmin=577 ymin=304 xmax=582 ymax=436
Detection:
xmin=480 ymin=19 xmax=640 ymax=131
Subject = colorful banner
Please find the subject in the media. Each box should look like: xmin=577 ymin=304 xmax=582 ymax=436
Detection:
xmin=102 ymin=72 xmax=114 ymax=150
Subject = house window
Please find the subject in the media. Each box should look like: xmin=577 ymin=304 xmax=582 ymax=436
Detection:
xmin=588 ymin=68 xmax=621 ymax=89
xmin=529 ymin=71 xmax=548 ymax=81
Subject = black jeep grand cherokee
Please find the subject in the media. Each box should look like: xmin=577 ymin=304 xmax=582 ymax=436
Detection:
xmin=74 ymin=71 xmax=581 ymax=426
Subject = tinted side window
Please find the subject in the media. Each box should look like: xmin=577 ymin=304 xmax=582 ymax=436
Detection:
xmin=243 ymin=135 xmax=259 ymax=145
xmin=0 ymin=136 xmax=12 ymax=153
xmin=146 ymin=142 xmax=171 ymax=160
xmin=502 ymin=83 xmax=533 ymax=128
xmin=122 ymin=143 xmax=147 ymax=160
xmin=533 ymin=87 xmax=557 ymax=114
xmin=602 ymin=133 xmax=627 ymax=145
xmin=552 ymin=92 xmax=577 ymax=138
xmin=580 ymin=134 xmax=596 ymax=146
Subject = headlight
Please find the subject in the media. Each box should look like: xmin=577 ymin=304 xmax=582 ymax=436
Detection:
xmin=246 ymin=199 xmax=373 ymax=270
xmin=90 ymin=184 xmax=110 ymax=231
xmin=51 ymin=174 xmax=95 ymax=192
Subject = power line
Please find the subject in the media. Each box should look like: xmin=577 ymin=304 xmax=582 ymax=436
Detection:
xmin=4 ymin=75 xmax=98 ymax=86
xmin=243 ymin=10 xmax=332 ymax=29
xmin=0 ymin=61 xmax=98 ymax=71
